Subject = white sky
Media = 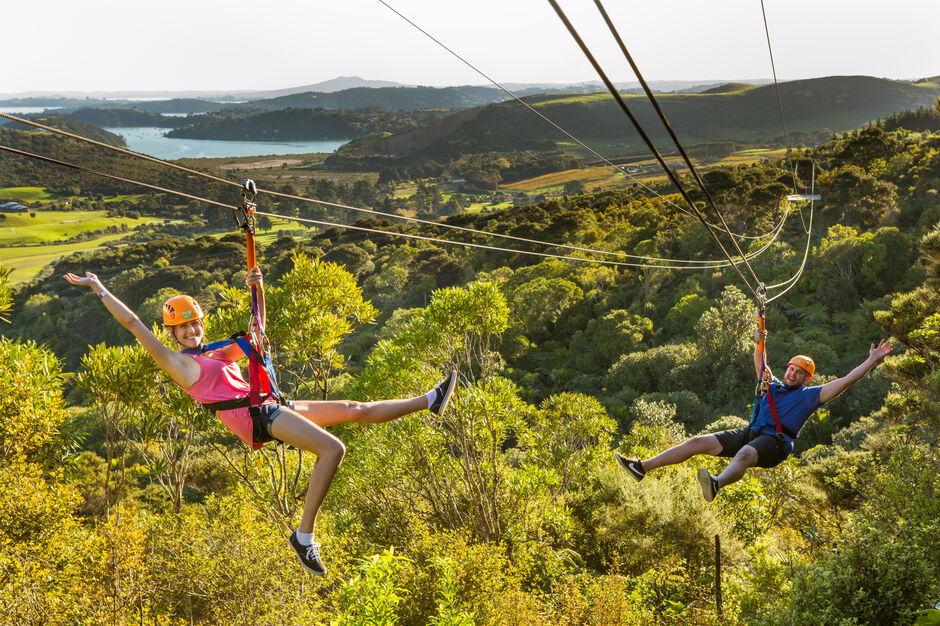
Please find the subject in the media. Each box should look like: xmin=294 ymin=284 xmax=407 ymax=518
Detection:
xmin=2 ymin=0 xmax=938 ymax=94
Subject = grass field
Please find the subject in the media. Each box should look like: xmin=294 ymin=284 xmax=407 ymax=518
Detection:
xmin=502 ymin=146 xmax=789 ymax=195
xmin=504 ymin=166 xmax=627 ymax=194
xmin=0 ymin=210 xmax=162 ymax=284
xmin=0 ymin=186 xmax=55 ymax=203
xmin=0 ymin=211 xmax=157 ymax=246
xmin=0 ymin=232 xmax=140 ymax=284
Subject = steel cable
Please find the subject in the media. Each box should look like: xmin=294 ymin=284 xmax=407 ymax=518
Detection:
xmin=592 ymin=0 xmax=764 ymax=289
xmin=0 ymin=142 xmax=786 ymax=270
xmin=546 ymin=0 xmax=759 ymax=297
xmin=1 ymin=111 xmax=776 ymax=265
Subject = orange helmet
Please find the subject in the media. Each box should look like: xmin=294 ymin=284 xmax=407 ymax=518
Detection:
xmin=162 ymin=295 xmax=204 ymax=326
xmin=788 ymin=355 xmax=815 ymax=380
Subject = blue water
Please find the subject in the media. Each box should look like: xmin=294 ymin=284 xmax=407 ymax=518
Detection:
xmin=103 ymin=127 xmax=349 ymax=160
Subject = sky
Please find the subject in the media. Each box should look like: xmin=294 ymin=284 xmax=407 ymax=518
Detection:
xmin=2 ymin=0 xmax=938 ymax=94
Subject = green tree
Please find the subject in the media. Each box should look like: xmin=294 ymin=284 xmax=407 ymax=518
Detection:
xmin=333 ymin=550 xmax=407 ymax=625
xmin=563 ymin=180 xmax=586 ymax=195
xmin=819 ymin=164 xmax=896 ymax=228
xmin=215 ymin=253 xmax=377 ymax=400
xmin=510 ymin=277 xmax=583 ymax=338
xmin=0 ymin=337 xmax=69 ymax=465
xmin=566 ymin=310 xmax=654 ymax=373
xmin=75 ymin=343 xmax=153 ymax=514
xmin=0 ymin=265 xmax=12 ymax=323
xmin=694 ymin=285 xmax=754 ymax=368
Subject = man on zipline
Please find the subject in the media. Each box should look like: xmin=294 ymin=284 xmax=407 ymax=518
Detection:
xmin=615 ymin=327 xmax=893 ymax=501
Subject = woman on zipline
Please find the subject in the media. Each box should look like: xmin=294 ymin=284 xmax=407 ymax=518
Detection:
xmin=65 ymin=266 xmax=456 ymax=576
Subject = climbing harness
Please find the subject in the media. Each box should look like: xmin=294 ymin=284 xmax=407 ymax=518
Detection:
xmin=182 ymin=180 xmax=288 ymax=431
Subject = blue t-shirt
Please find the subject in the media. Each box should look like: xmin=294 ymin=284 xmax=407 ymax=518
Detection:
xmin=751 ymin=377 xmax=823 ymax=448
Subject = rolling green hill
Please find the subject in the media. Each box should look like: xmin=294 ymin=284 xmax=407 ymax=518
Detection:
xmin=354 ymin=75 xmax=940 ymax=158
xmin=0 ymin=116 xmax=127 ymax=148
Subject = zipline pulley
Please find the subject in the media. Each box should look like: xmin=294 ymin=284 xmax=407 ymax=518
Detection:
xmin=235 ymin=178 xmax=258 ymax=234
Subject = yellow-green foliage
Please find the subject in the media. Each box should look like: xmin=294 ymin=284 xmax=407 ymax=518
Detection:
xmin=0 ymin=337 xmax=68 ymax=463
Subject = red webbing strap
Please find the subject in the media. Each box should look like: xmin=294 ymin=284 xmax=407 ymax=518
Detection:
xmin=754 ymin=301 xmax=783 ymax=437
xmin=764 ymin=385 xmax=784 ymax=437
xmin=247 ymin=344 xmax=262 ymax=408
xmin=240 ymin=179 xmax=267 ymax=409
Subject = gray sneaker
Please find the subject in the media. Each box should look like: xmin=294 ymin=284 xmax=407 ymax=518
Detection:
xmin=429 ymin=371 xmax=457 ymax=415
xmin=288 ymin=531 xmax=326 ymax=576
xmin=697 ymin=468 xmax=719 ymax=502
xmin=614 ymin=453 xmax=646 ymax=481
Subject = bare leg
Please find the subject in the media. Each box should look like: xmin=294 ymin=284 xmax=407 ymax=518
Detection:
xmin=269 ymin=408 xmax=346 ymax=535
xmin=641 ymin=434 xmax=723 ymax=472
xmin=291 ymin=396 xmax=428 ymax=429
xmin=715 ymin=445 xmax=758 ymax=488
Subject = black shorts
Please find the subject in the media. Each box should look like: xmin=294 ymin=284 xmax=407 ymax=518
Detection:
xmin=713 ymin=427 xmax=789 ymax=468
xmin=250 ymin=401 xmax=294 ymax=445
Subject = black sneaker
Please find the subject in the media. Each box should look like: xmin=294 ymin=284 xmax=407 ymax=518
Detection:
xmin=288 ymin=531 xmax=326 ymax=576
xmin=697 ymin=468 xmax=719 ymax=502
xmin=429 ymin=371 xmax=457 ymax=415
xmin=614 ymin=452 xmax=645 ymax=481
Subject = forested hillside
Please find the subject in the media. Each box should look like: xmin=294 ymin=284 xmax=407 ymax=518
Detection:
xmin=166 ymin=107 xmax=453 ymax=141
xmin=1 ymin=111 xmax=939 ymax=623
xmin=354 ymin=75 xmax=940 ymax=158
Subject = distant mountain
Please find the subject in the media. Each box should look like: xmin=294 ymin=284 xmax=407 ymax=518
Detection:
xmin=246 ymin=76 xmax=405 ymax=97
xmin=0 ymin=78 xmax=405 ymax=103
xmin=0 ymin=78 xmax=767 ymax=108
xmin=351 ymin=75 xmax=940 ymax=158
xmin=238 ymin=86 xmax=510 ymax=111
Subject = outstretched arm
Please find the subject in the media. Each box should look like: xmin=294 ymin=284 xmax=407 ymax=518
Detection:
xmin=63 ymin=272 xmax=200 ymax=387
xmin=818 ymin=339 xmax=893 ymax=403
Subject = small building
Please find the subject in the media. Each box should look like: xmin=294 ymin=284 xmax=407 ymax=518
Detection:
xmin=0 ymin=201 xmax=28 ymax=212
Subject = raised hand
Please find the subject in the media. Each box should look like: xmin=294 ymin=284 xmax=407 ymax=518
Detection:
xmin=63 ymin=271 xmax=102 ymax=289
xmin=870 ymin=338 xmax=894 ymax=361
xmin=246 ymin=266 xmax=264 ymax=288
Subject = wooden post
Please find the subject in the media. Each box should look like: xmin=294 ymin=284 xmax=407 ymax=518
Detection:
xmin=715 ymin=533 xmax=723 ymax=618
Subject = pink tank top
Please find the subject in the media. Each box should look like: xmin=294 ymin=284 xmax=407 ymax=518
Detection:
xmin=179 ymin=350 xmax=272 ymax=450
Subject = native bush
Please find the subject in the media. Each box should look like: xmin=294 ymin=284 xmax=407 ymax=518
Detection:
xmin=567 ymin=466 xmax=737 ymax=577
xmin=605 ymin=343 xmax=698 ymax=415
xmin=0 ymin=337 xmax=69 ymax=464
xmin=396 ymin=528 xmax=524 ymax=625
xmin=565 ymin=310 xmax=653 ymax=373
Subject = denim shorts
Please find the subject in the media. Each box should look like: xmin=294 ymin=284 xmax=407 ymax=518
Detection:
xmin=251 ymin=400 xmax=294 ymax=445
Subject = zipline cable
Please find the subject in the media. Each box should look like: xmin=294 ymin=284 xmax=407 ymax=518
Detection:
xmin=759 ymin=0 xmax=800 ymax=193
xmin=1 ymin=142 xmax=784 ymax=270
xmin=377 ymin=0 xmax=779 ymax=240
xmin=591 ymin=0 xmax=764 ymax=290
xmin=766 ymin=199 xmax=813 ymax=302
xmin=0 ymin=112 xmax=237 ymax=188
xmin=0 ymin=144 xmax=239 ymax=212
xmin=1 ymin=111 xmax=776 ymax=265
xmin=546 ymin=0 xmax=758 ymax=297
xmin=765 ymin=168 xmax=817 ymax=300
xmin=375 ymin=1 xmax=680 ymax=198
